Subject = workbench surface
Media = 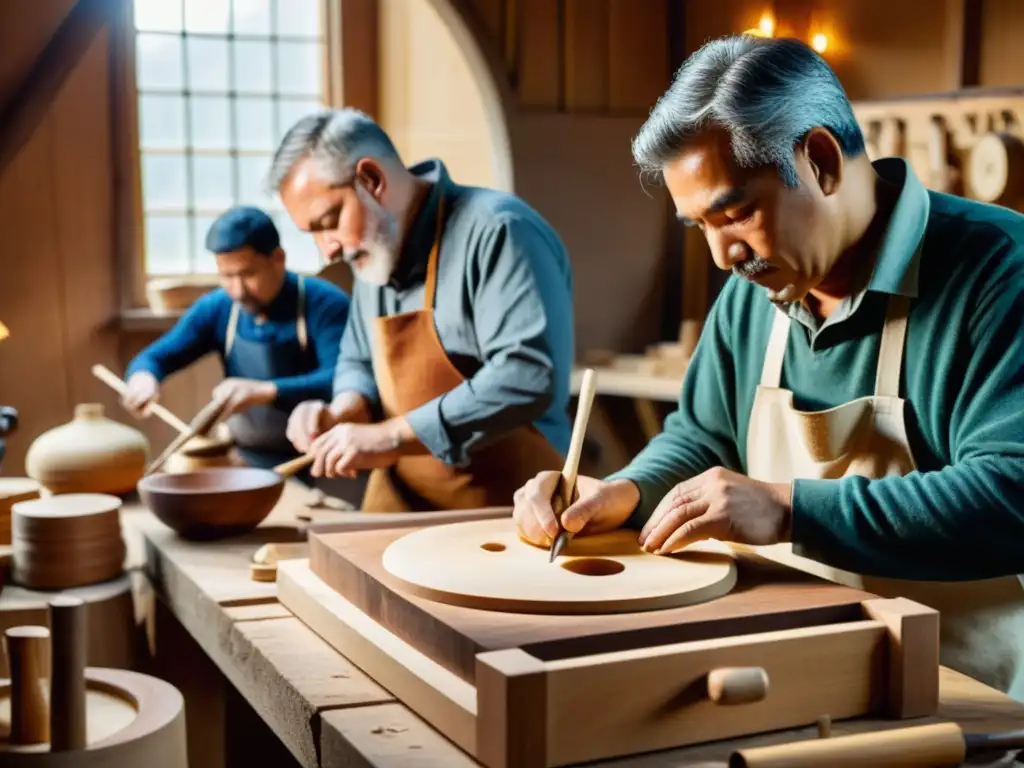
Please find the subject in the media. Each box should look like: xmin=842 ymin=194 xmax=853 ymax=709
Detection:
xmin=121 ymin=481 xmax=1024 ymax=768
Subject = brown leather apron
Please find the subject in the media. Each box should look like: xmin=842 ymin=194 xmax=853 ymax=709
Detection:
xmin=745 ymin=295 xmax=1024 ymax=698
xmin=360 ymin=193 xmax=565 ymax=512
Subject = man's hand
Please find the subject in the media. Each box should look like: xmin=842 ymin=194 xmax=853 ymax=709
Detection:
xmin=287 ymin=400 xmax=338 ymax=453
xmin=212 ymin=378 xmax=277 ymax=417
xmin=309 ymin=418 xmax=412 ymax=478
xmin=123 ymin=371 xmax=161 ymax=417
xmin=513 ymin=472 xmax=640 ymax=547
xmin=639 ymin=467 xmax=792 ymax=554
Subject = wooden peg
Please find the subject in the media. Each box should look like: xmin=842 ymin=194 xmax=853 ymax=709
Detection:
xmin=49 ymin=596 xmax=87 ymax=750
xmin=707 ymin=666 xmax=769 ymax=705
xmin=6 ymin=625 xmax=51 ymax=745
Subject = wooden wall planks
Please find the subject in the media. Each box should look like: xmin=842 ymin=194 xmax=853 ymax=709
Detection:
xmin=465 ymin=0 xmax=669 ymax=113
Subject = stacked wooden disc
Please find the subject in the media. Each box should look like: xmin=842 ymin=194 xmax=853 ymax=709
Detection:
xmin=0 ymin=479 xmax=42 ymax=546
xmin=10 ymin=495 xmax=125 ymax=590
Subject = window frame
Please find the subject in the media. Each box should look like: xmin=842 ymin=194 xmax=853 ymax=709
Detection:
xmin=112 ymin=0 xmax=344 ymax=313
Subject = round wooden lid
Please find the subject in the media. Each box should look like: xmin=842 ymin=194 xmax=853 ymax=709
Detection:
xmin=968 ymin=132 xmax=1024 ymax=203
xmin=381 ymin=518 xmax=738 ymax=615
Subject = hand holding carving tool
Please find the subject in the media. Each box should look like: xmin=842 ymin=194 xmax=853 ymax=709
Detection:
xmin=549 ymin=368 xmax=597 ymax=562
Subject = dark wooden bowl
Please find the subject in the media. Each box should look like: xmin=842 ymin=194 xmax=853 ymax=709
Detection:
xmin=137 ymin=468 xmax=284 ymax=540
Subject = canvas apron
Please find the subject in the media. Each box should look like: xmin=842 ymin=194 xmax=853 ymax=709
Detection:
xmin=223 ymin=276 xmax=311 ymax=478
xmin=361 ymin=194 xmax=565 ymax=512
xmin=746 ymin=294 xmax=1024 ymax=698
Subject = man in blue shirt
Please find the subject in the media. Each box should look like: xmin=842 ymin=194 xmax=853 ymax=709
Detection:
xmin=123 ymin=206 xmax=351 ymax=475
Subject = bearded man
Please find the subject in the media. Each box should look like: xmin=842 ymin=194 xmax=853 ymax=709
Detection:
xmin=272 ymin=109 xmax=574 ymax=512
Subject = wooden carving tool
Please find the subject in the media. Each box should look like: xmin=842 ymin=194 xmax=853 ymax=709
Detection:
xmin=144 ymin=395 xmax=229 ymax=476
xmin=729 ymin=722 xmax=1024 ymax=768
xmin=549 ymin=367 xmax=597 ymax=562
xmin=92 ymin=364 xmax=191 ymax=433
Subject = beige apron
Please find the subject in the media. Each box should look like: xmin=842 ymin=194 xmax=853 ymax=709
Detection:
xmin=746 ymin=294 xmax=1024 ymax=698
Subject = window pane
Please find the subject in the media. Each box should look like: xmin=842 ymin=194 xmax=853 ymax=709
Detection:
xmin=191 ymin=156 xmax=234 ymax=210
xmin=235 ymin=98 xmax=275 ymax=151
xmin=145 ymin=215 xmax=192 ymax=274
xmin=134 ymin=0 xmax=183 ymax=32
xmin=141 ymin=153 xmax=188 ymax=210
xmin=136 ymin=33 xmax=183 ymax=90
xmin=184 ymin=0 xmax=230 ymax=34
xmin=276 ymin=41 xmax=322 ymax=96
xmin=232 ymin=40 xmax=272 ymax=94
xmin=189 ymin=96 xmax=231 ymax=149
xmin=139 ymin=95 xmax=186 ymax=149
xmin=276 ymin=99 xmax=323 ymax=143
xmin=233 ymin=0 xmax=271 ymax=35
xmin=274 ymin=213 xmax=321 ymax=274
xmin=237 ymin=155 xmax=275 ymax=208
xmin=192 ymin=215 xmax=220 ymax=274
xmin=276 ymin=0 xmax=321 ymax=37
xmin=186 ymin=37 xmax=229 ymax=92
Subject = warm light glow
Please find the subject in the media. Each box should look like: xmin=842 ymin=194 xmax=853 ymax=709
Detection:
xmin=0 ymin=322 xmax=9 ymax=343
xmin=759 ymin=12 xmax=776 ymax=36
xmin=811 ymin=33 xmax=829 ymax=53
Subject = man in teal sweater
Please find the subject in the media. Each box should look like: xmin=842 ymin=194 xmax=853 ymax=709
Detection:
xmin=514 ymin=36 xmax=1024 ymax=698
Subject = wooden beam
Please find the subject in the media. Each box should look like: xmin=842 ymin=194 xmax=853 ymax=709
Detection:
xmin=0 ymin=0 xmax=116 ymax=177
xmin=336 ymin=0 xmax=379 ymax=118
xmin=946 ymin=0 xmax=983 ymax=89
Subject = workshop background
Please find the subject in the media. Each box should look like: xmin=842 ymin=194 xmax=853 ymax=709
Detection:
xmin=0 ymin=0 xmax=1017 ymax=476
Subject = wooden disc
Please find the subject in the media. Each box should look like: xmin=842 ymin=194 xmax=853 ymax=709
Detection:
xmin=381 ymin=519 xmax=737 ymax=614
xmin=968 ymin=132 xmax=1024 ymax=203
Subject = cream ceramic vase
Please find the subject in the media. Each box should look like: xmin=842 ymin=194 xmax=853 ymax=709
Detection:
xmin=26 ymin=403 xmax=150 ymax=495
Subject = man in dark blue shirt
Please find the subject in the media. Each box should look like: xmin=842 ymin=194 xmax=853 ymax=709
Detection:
xmin=123 ymin=206 xmax=351 ymax=474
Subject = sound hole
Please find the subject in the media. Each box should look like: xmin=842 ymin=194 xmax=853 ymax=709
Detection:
xmin=560 ymin=558 xmax=625 ymax=576
xmin=480 ymin=542 xmax=506 ymax=552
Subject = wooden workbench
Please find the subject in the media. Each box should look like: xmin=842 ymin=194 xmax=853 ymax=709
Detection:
xmin=124 ymin=482 xmax=1024 ymax=768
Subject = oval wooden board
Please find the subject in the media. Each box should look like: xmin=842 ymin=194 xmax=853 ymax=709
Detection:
xmin=381 ymin=518 xmax=738 ymax=614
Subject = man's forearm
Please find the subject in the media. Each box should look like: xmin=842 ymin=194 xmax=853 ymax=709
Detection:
xmin=329 ymin=390 xmax=374 ymax=424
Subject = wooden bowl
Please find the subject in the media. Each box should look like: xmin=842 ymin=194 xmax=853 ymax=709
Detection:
xmin=0 ymin=667 xmax=187 ymax=766
xmin=137 ymin=468 xmax=284 ymax=540
xmin=145 ymin=277 xmax=219 ymax=315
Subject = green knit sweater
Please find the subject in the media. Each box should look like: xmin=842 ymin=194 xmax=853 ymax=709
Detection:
xmin=608 ymin=159 xmax=1024 ymax=581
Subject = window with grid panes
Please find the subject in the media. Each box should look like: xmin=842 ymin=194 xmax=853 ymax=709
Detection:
xmin=133 ymin=0 xmax=327 ymax=277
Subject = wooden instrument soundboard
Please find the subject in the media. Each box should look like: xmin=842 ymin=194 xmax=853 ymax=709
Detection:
xmin=278 ymin=509 xmax=940 ymax=768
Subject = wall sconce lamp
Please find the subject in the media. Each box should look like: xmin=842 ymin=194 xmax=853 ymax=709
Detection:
xmin=743 ymin=9 xmax=831 ymax=55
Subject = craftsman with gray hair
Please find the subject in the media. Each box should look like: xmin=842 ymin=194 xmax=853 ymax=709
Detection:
xmin=514 ymin=35 xmax=1024 ymax=699
xmin=269 ymin=108 xmax=573 ymax=511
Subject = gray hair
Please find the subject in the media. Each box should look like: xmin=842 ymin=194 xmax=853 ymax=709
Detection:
xmin=632 ymin=35 xmax=865 ymax=187
xmin=265 ymin=108 xmax=402 ymax=192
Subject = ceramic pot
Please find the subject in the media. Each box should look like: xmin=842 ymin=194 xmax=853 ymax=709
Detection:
xmin=25 ymin=404 xmax=149 ymax=495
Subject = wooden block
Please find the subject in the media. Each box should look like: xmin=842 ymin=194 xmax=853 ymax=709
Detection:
xmin=309 ymin=527 xmax=875 ymax=683
xmin=476 ymin=649 xmax=548 ymax=768
xmin=861 ymin=597 xmax=940 ymax=718
xmin=280 ymin=558 xmax=912 ymax=768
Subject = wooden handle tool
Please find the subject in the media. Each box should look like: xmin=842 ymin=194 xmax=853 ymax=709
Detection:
xmin=92 ymin=364 xmax=191 ymax=433
xmin=273 ymin=452 xmax=316 ymax=478
xmin=145 ymin=396 xmax=230 ymax=476
xmin=729 ymin=721 xmax=1024 ymax=767
xmin=5 ymin=625 xmax=51 ymax=745
xmin=549 ymin=368 xmax=598 ymax=562
xmin=49 ymin=596 xmax=87 ymax=750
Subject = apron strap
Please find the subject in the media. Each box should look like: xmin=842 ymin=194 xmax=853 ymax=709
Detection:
xmin=875 ymin=294 xmax=910 ymax=398
xmin=423 ymin=191 xmax=447 ymax=310
xmin=225 ymin=275 xmax=309 ymax=358
xmin=225 ymin=301 xmax=241 ymax=358
xmin=760 ymin=308 xmax=792 ymax=388
xmin=296 ymin=275 xmax=308 ymax=352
